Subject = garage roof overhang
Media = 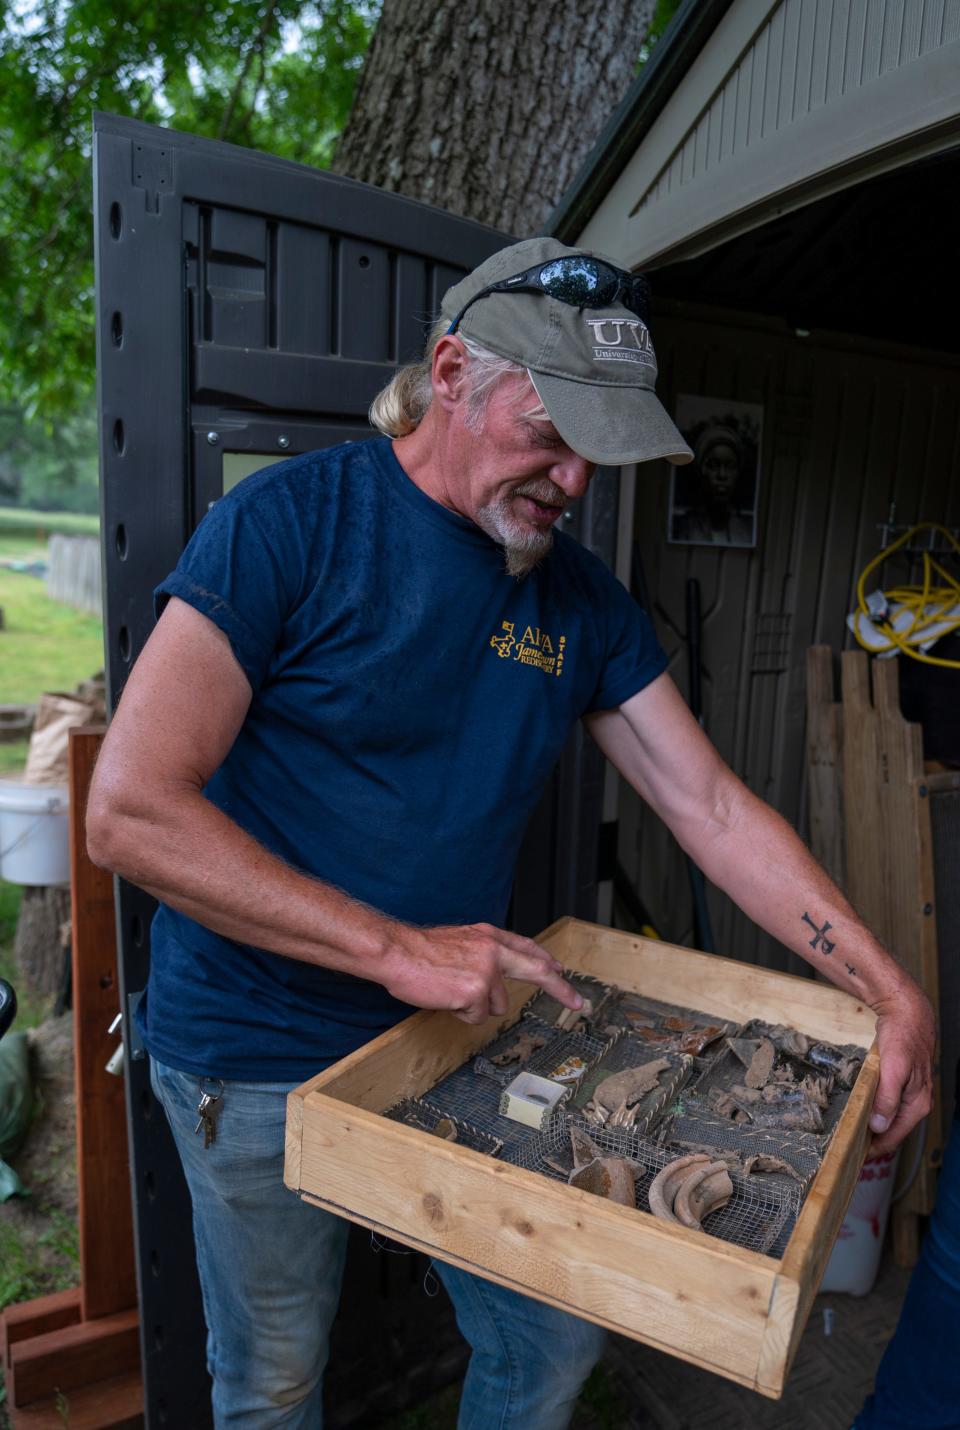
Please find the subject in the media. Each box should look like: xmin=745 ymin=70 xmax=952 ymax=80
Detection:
xmin=551 ymin=0 xmax=960 ymax=273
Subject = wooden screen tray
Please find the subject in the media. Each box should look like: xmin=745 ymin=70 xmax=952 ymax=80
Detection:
xmin=284 ymin=918 xmax=878 ymax=1399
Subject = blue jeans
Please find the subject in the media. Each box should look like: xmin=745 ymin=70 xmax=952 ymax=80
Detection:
xmin=151 ymin=1058 xmax=606 ymax=1429
xmin=853 ymin=1115 xmax=960 ymax=1430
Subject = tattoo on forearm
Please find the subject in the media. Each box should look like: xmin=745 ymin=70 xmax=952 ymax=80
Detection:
xmin=845 ymin=962 xmax=857 ymax=976
xmin=801 ymin=912 xmax=836 ymax=955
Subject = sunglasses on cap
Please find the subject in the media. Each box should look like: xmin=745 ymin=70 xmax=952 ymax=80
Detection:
xmin=446 ymin=256 xmax=652 ymax=335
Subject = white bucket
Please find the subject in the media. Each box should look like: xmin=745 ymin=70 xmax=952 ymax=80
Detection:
xmin=820 ymin=1147 xmax=900 ymax=1296
xmin=0 ymin=779 xmax=70 ymax=886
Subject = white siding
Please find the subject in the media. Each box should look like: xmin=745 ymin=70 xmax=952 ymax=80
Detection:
xmin=580 ymin=0 xmax=960 ymax=268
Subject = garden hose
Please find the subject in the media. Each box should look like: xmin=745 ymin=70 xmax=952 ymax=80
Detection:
xmin=850 ymin=522 xmax=960 ymax=670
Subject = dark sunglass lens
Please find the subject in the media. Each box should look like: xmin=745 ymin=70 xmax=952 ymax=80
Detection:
xmin=625 ymin=276 xmax=651 ymax=321
xmin=538 ymin=258 xmax=599 ymax=304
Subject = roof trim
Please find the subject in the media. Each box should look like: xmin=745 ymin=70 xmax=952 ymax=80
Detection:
xmin=547 ymin=0 xmax=736 ymax=244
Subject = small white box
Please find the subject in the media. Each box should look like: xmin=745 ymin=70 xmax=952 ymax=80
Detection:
xmin=498 ymin=1072 xmax=569 ymax=1129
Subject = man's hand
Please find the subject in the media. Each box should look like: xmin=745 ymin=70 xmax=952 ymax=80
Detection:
xmin=869 ymin=985 xmax=937 ymax=1155
xmin=381 ymin=922 xmax=583 ymax=1025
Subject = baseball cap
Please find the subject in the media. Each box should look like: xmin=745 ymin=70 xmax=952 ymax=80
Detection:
xmin=440 ymin=237 xmax=693 ymax=467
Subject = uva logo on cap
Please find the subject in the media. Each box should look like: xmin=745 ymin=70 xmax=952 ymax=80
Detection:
xmin=585 ymin=317 xmax=655 ymax=367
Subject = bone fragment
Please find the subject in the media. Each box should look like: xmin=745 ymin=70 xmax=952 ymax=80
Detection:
xmin=593 ymin=1058 xmax=671 ymax=1115
xmin=767 ymin=1024 xmax=811 ymax=1058
xmin=708 ymin=1089 xmax=738 ymax=1118
xmin=745 ymin=1038 xmax=776 ymax=1089
xmin=748 ymin=1103 xmax=824 ymax=1132
xmin=647 ymin=1154 xmax=711 ymax=1223
xmin=555 ymin=998 xmax=593 ymax=1032
xmin=608 ymin=1098 xmax=642 ymax=1129
xmin=798 ymin=1074 xmax=832 ymax=1108
xmin=673 ymin=1161 xmax=734 ymax=1229
xmin=491 ymin=1030 xmax=548 ymax=1066
xmin=432 ymin=1118 xmax=458 ymax=1142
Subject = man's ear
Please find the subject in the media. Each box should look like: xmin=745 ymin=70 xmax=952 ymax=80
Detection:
xmin=431 ymin=335 xmax=469 ymax=412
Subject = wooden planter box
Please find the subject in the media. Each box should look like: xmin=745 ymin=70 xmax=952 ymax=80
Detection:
xmin=284 ymin=918 xmax=878 ymax=1398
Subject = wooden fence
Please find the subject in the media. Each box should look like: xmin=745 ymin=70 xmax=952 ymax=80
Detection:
xmin=45 ymin=535 xmax=101 ymax=618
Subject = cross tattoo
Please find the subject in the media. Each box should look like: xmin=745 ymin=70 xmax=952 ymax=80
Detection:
xmin=845 ymin=962 xmax=857 ymax=976
xmin=801 ymin=912 xmax=836 ymax=955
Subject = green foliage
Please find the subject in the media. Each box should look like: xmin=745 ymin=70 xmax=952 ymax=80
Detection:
xmin=0 ymin=0 xmax=380 ymax=418
xmin=638 ymin=0 xmax=683 ymax=66
xmin=0 ymin=1206 xmax=80 ymax=1308
xmin=0 ymin=881 xmax=21 ymax=947
xmin=0 ymin=408 xmax=99 ymax=512
xmin=0 ymin=740 xmax=29 ymax=776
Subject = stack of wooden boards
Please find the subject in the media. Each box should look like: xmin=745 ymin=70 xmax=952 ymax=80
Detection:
xmin=806 ymin=646 xmax=945 ymax=1264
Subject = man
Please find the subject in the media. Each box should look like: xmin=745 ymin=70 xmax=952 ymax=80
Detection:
xmin=87 ymin=237 xmax=934 ymax=1429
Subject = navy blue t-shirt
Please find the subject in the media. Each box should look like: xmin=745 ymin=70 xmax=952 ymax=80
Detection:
xmin=142 ymin=436 xmax=667 ymax=1080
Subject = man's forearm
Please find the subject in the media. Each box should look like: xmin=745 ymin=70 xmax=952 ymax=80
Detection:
xmin=691 ymin=784 xmax=912 ymax=1010
xmin=88 ymin=785 xmax=397 ymax=976
xmin=87 ymin=779 xmax=583 ymax=1025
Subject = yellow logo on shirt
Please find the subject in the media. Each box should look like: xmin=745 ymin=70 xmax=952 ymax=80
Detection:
xmin=490 ymin=621 xmax=566 ymax=677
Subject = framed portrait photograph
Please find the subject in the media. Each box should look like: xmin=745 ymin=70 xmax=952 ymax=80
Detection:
xmin=668 ymin=396 xmax=763 ymax=548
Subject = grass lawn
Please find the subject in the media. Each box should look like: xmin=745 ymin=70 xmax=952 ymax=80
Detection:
xmin=0 ymin=740 xmax=29 ymax=776
xmin=0 ymin=569 xmax=104 ymax=704
xmin=0 ymin=507 xmax=99 ymax=538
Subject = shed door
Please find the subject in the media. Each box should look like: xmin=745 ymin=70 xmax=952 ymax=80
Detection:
xmin=93 ymin=112 xmax=616 ymax=1427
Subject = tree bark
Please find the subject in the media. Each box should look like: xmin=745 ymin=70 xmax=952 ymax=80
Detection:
xmin=14 ymin=886 xmax=71 ymax=1001
xmin=332 ymin=0 xmax=656 ymax=235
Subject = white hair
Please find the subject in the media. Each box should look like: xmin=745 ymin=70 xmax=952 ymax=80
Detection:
xmin=368 ymin=319 xmax=548 ymax=437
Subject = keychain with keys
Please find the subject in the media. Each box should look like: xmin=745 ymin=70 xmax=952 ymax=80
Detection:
xmin=195 ymin=1079 xmax=224 ymax=1149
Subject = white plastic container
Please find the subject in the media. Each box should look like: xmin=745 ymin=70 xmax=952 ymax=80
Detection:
xmin=0 ymin=779 xmax=70 ymax=886
xmin=820 ymin=1147 xmax=900 ymax=1295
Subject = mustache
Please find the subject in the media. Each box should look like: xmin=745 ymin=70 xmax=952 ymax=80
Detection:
xmin=512 ymin=480 xmax=567 ymax=508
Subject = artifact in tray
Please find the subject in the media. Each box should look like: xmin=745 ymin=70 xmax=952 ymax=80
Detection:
xmin=515 ymin=1115 xmax=798 ymax=1255
xmin=601 ymin=990 xmax=739 ymax=1055
xmin=522 ymin=974 xmax=626 ymax=1033
xmin=473 ymin=1015 xmax=610 ymax=1090
xmin=380 ymin=993 xmax=864 ymax=1252
xmin=572 ymin=1039 xmax=692 ymax=1134
xmin=689 ymin=1020 xmax=867 ymax=1135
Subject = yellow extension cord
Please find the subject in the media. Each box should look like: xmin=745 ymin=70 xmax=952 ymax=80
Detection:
xmin=853 ymin=522 xmax=960 ymax=670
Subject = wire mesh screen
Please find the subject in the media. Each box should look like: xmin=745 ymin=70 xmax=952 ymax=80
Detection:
xmin=374 ymin=983 xmax=865 ymax=1262
xmin=522 ymin=976 xmax=619 ymax=1029
xmin=572 ymin=1041 xmax=694 ymax=1134
xmin=507 ymin=1116 xmax=800 ymax=1257
xmin=382 ymin=1097 xmax=505 ymax=1156
xmin=423 ymin=1017 xmax=611 ymax=1161
xmin=656 ymin=1108 xmax=824 ymax=1185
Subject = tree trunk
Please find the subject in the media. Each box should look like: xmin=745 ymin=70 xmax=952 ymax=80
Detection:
xmin=332 ymin=0 xmax=656 ymax=235
xmin=15 ymin=886 xmax=71 ymax=1001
